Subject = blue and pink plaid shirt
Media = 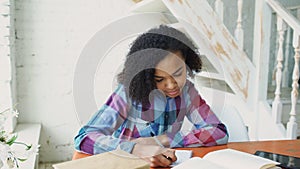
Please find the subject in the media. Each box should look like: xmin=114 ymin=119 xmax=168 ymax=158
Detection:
xmin=74 ymin=80 xmax=228 ymax=154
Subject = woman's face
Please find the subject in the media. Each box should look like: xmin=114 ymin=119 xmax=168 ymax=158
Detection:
xmin=154 ymin=51 xmax=187 ymax=98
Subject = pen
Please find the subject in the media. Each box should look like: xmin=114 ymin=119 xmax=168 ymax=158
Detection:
xmin=162 ymin=154 xmax=173 ymax=162
xmin=150 ymin=132 xmax=165 ymax=148
xmin=150 ymin=132 xmax=173 ymax=162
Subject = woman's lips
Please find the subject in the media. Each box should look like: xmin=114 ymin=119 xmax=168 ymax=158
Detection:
xmin=166 ymin=89 xmax=180 ymax=97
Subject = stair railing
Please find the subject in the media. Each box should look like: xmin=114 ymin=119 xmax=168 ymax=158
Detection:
xmin=212 ymin=0 xmax=299 ymax=139
xmin=213 ymin=0 xmax=244 ymax=51
xmin=272 ymin=16 xmax=286 ymax=124
xmin=234 ymin=0 xmax=244 ymax=50
xmin=266 ymin=0 xmax=300 ymax=139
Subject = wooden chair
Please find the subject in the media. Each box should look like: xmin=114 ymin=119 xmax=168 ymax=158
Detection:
xmin=72 ymin=151 xmax=91 ymax=160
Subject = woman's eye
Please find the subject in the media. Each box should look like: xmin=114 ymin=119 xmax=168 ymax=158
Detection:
xmin=155 ymin=79 xmax=163 ymax=83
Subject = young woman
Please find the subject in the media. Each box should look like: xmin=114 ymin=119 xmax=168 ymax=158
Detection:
xmin=74 ymin=25 xmax=228 ymax=167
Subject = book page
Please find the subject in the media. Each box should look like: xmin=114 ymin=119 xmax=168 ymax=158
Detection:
xmin=52 ymin=149 xmax=149 ymax=169
xmin=203 ymin=149 xmax=280 ymax=169
xmin=171 ymin=150 xmax=193 ymax=166
xmin=172 ymin=157 xmax=228 ymax=169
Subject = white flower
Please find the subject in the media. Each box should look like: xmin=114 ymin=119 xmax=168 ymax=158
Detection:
xmin=11 ymin=109 xmax=19 ymax=118
xmin=6 ymin=157 xmax=15 ymax=168
xmin=0 ymin=107 xmax=38 ymax=168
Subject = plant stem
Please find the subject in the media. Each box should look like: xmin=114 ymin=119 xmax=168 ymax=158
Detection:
xmin=13 ymin=141 xmax=31 ymax=149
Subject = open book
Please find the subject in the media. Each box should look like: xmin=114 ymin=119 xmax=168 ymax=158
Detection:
xmin=172 ymin=149 xmax=280 ymax=169
xmin=52 ymin=149 xmax=149 ymax=169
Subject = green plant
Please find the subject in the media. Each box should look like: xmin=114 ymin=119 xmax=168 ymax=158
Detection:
xmin=0 ymin=108 xmax=39 ymax=169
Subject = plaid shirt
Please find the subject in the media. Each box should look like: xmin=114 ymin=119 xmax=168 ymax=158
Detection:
xmin=74 ymin=80 xmax=228 ymax=154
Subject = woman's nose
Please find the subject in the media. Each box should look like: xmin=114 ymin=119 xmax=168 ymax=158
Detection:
xmin=165 ymin=78 xmax=177 ymax=89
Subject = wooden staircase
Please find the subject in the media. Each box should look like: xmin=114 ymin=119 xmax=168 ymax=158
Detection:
xmin=130 ymin=0 xmax=300 ymax=140
xmin=267 ymin=86 xmax=300 ymax=137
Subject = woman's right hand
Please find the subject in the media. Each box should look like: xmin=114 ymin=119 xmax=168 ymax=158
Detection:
xmin=130 ymin=135 xmax=170 ymax=147
xmin=131 ymin=144 xmax=177 ymax=168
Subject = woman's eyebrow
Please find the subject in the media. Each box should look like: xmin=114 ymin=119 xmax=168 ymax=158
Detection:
xmin=154 ymin=75 xmax=164 ymax=78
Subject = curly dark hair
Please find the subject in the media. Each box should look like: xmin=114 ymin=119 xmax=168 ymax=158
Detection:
xmin=118 ymin=25 xmax=202 ymax=105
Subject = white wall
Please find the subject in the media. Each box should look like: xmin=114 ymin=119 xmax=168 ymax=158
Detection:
xmin=14 ymin=0 xmax=300 ymax=164
xmin=0 ymin=0 xmax=17 ymax=132
xmin=14 ymin=0 xmax=134 ymax=162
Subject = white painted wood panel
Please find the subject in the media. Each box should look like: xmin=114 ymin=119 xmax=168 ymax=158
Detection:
xmin=161 ymin=0 xmax=255 ymax=105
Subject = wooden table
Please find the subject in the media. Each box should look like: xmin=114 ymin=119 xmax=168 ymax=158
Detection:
xmin=177 ymin=139 xmax=300 ymax=158
xmin=72 ymin=139 xmax=300 ymax=168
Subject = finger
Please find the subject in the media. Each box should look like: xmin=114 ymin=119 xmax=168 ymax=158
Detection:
xmin=162 ymin=154 xmax=173 ymax=162
xmin=155 ymin=154 xmax=173 ymax=167
xmin=162 ymin=149 xmax=177 ymax=162
xmin=149 ymin=156 xmax=165 ymax=168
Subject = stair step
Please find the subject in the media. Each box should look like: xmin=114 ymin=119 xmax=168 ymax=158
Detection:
xmin=201 ymin=55 xmax=218 ymax=74
xmin=130 ymin=0 xmax=167 ymax=13
xmin=195 ymin=75 xmax=233 ymax=94
xmin=196 ymin=72 xmax=224 ymax=81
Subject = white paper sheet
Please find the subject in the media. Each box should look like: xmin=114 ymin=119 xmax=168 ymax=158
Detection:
xmin=171 ymin=150 xmax=193 ymax=167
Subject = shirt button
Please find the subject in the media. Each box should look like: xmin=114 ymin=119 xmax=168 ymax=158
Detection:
xmin=165 ymin=114 xmax=168 ymax=118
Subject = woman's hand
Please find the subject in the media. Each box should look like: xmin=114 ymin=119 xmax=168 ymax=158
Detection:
xmin=131 ymin=144 xmax=177 ymax=168
xmin=131 ymin=135 xmax=170 ymax=147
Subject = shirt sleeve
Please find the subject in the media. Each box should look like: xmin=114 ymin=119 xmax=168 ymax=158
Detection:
xmin=74 ymin=85 xmax=136 ymax=154
xmin=168 ymin=81 xmax=229 ymax=147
